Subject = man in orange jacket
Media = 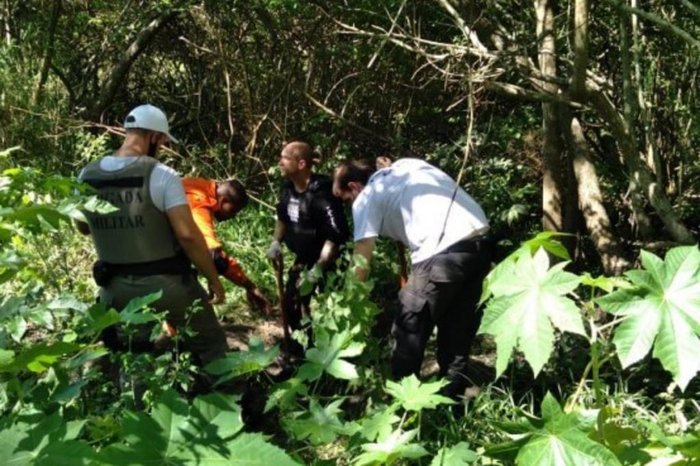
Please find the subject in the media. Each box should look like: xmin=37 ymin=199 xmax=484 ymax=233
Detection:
xmin=183 ymin=177 xmax=272 ymax=315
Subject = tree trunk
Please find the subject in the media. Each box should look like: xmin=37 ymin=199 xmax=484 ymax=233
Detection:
xmin=85 ymin=10 xmax=177 ymax=122
xmin=535 ymin=0 xmax=577 ymax=240
xmin=587 ymin=83 xmax=696 ymax=244
xmin=617 ymin=4 xmax=657 ymax=240
xmin=569 ymin=117 xmax=630 ymax=275
xmin=2 ymin=0 xmax=12 ymax=46
xmin=31 ymin=0 xmax=61 ymax=106
xmin=571 ymin=0 xmax=588 ymax=100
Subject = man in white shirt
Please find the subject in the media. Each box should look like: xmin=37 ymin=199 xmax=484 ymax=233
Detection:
xmin=333 ymin=158 xmax=492 ymax=401
xmin=76 ymin=104 xmax=229 ymax=371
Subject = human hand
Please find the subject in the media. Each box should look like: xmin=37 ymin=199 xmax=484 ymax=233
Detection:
xmin=246 ymin=287 xmax=273 ymax=317
xmin=208 ymin=278 xmax=226 ymax=304
xmin=266 ymin=239 xmax=282 ymax=260
xmin=295 ymin=267 xmax=321 ymax=296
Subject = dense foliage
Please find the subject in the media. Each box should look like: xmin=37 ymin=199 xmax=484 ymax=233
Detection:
xmin=1 ymin=1 xmax=699 ymax=465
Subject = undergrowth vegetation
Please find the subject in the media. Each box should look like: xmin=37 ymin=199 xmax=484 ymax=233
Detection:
xmin=0 ymin=158 xmax=698 ymax=465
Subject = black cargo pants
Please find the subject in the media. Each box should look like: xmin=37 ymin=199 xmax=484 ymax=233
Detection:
xmin=390 ymin=238 xmax=492 ymax=399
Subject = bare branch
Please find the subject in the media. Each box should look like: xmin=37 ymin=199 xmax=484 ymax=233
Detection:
xmin=436 ymin=0 xmax=489 ymax=53
xmin=679 ymin=0 xmax=700 ymax=21
xmin=86 ymin=10 xmax=179 ymax=121
xmin=305 ymin=93 xmax=391 ymax=142
xmin=608 ymin=0 xmax=700 ymax=49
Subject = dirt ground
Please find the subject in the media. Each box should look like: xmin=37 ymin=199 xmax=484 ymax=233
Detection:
xmin=221 ymin=316 xmax=496 ymax=396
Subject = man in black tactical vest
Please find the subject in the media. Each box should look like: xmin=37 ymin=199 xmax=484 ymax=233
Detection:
xmin=76 ymin=104 xmax=229 ymax=370
xmin=265 ymin=141 xmax=349 ymax=355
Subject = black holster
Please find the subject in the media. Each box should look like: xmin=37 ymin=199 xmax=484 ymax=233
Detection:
xmin=92 ymin=261 xmax=114 ymax=287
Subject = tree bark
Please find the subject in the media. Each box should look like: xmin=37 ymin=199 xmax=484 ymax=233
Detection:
xmin=587 ymin=82 xmax=695 ymax=244
xmin=535 ymin=0 xmax=577 ymax=239
xmin=85 ymin=10 xmax=178 ymax=122
xmin=32 ymin=0 xmax=61 ymax=106
xmin=2 ymin=0 xmax=13 ymax=46
xmin=569 ymin=117 xmax=630 ymax=275
xmin=571 ymin=0 xmax=588 ymax=100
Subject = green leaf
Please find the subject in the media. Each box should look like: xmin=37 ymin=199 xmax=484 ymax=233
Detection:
xmin=7 ymin=316 xmax=27 ymax=343
xmin=119 ymin=291 xmax=162 ymax=326
xmin=265 ymin=378 xmax=308 ymax=413
xmin=522 ymin=231 xmax=572 ymax=260
xmin=430 ymin=442 xmax=478 ymax=465
xmin=479 ymin=248 xmax=585 ymax=377
xmin=7 ymin=205 xmax=68 ymax=230
xmin=35 ymin=440 xmax=97 ymax=465
xmin=580 ymin=273 xmax=631 ymax=293
xmin=205 ymin=336 xmax=279 ymax=385
xmin=0 ymin=349 xmax=14 ymax=367
xmin=354 ymin=429 xmax=429 ymax=466
xmin=99 ymin=389 xmax=266 ymax=465
xmin=84 ymin=302 xmax=121 ymax=336
xmin=283 ymin=398 xmax=353 ymax=445
xmin=0 ymin=413 xmax=93 ymax=465
xmin=597 ymin=246 xmax=700 ymax=390
xmin=359 ymin=406 xmax=400 ymax=441
xmin=190 ymin=392 xmax=245 ymax=440
xmin=215 ymin=433 xmax=301 ymax=465
xmin=80 ymin=195 xmax=118 ymax=215
xmin=486 ymin=394 xmax=620 ymax=466
xmin=385 ymin=375 xmax=454 ymax=412
xmin=0 ymin=342 xmax=82 ymax=373
xmin=298 ymin=330 xmax=364 ymax=381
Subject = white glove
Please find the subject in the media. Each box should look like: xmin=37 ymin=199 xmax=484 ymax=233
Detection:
xmin=266 ymin=239 xmax=282 ymax=260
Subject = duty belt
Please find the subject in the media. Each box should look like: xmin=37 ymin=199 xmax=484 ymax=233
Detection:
xmin=92 ymin=255 xmax=193 ymax=287
xmin=443 ymin=234 xmax=491 ymax=254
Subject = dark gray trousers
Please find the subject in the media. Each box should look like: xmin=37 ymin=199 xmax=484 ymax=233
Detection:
xmin=100 ymin=273 xmax=229 ymax=366
xmin=390 ymin=244 xmax=491 ymax=399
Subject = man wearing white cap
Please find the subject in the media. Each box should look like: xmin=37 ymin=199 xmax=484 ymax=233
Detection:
xmin=77 ymin=104 xmax=229 ymax=371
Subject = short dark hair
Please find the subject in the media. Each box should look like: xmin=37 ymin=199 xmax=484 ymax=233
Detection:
xmin=219 ymin=179 xmax=249 ymax=208
xmin=334 ymin=160 xmax=375 ymax=191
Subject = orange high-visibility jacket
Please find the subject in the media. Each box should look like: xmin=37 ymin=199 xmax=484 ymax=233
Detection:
xmin=183 ymin=177 xmax=250 ymax=287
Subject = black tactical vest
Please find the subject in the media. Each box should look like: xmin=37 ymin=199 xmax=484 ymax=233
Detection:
xmin=279 ymin=175 xmax=334 ymax=264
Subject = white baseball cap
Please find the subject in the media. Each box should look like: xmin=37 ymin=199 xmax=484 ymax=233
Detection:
xmin=124 ymin=104 xmax=179 ymax=143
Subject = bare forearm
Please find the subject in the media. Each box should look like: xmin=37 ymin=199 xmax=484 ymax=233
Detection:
xmin=272 ymin=220 xmax=285 ymax=242
xmin=318 ymin=240 xmax=339 ymax=269
xmin=353 ymin=237 xmax=376 ymax=282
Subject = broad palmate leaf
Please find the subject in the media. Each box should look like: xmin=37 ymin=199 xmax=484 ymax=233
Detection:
xmin=479 ymin=248 xmax=585 ymax=377
xmin=359 ymin=406 xmax=400 ymax=442
xmin=297 ymin=329 xmax=364 ymax=381
xmin=486 ymin=393 xmax=620 ymax=466
xmin=283 ymin=397 xmax=355 ymax=445
xmin=354 ymin=429 xmax=429 ymax=466
xmin=597 ymin=246 xmax=700 ymax=390
xmin=205 ymin=336 xmax=279 ymax=385
xmin=385 ymin=375 xmax=453 ymax=412
xmin=430 ymin=442 xmax=477 ymax=465
xmin=99 ymin=389 xmax=299 ymax=465
xmin=0 ymin=413 xmax=94 ymax=465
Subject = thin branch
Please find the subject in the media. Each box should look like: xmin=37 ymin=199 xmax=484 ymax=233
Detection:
xmin=367 ymin=0 xmax=407 ymax=69
xmin=608 ymin=0 xmax=700 ymax=49
xmin=436 ymin=0 xmax=489 ymax=53
xmin=86 ymin=9 xmax=179 ymax=121
xmin=679 ymin=0 xmax=700 ymax=21
xmin=485 ymin=81 xmax=583 ymax=107
xmin=304 ymin=93 xmax=391 ymax=142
